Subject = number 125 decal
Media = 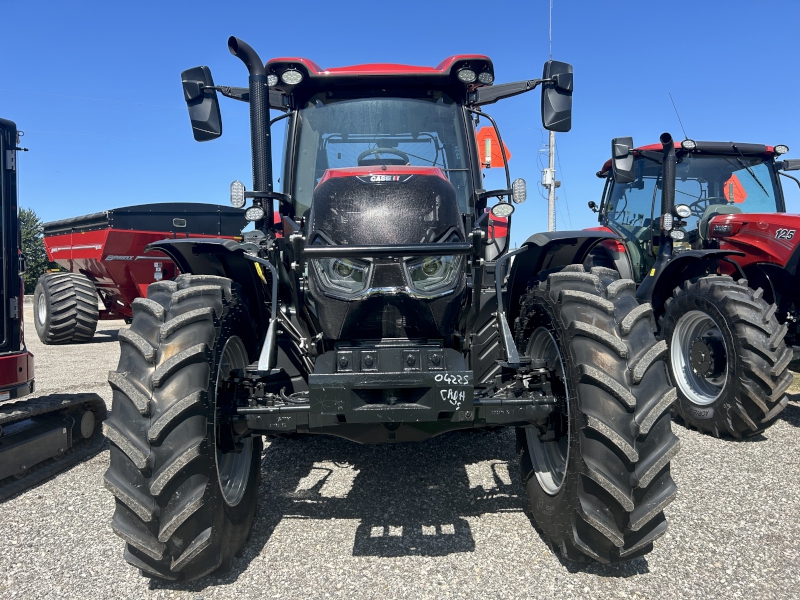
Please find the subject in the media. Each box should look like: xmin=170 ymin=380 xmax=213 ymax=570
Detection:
xmin=775 ymin=228 xmax=796 ymax=240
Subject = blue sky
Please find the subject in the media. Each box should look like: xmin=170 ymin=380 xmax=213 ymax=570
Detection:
xmin=4 ymin=0 xmax=799 ymax=246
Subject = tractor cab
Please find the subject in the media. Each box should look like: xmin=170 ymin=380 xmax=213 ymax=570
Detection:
xmin=595 ymin=141 xmax=788 ymax=282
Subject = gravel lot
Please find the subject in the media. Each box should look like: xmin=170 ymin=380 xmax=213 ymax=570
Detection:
xmin=1 ymin=307 xmax=799 ymax=599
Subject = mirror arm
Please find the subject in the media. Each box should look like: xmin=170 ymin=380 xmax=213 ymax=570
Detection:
xmin=638 ymin=150 xmax=663 ymax=164
xmin=207 ymin=85 xmax=291 ymax=112
xmin=469 ymin=78 xmax=547 ymax=106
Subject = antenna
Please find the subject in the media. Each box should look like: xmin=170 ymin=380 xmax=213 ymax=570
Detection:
xmin=669 ymin=92 xmax=689 ymax=140
xmin=549 ymin=0 xmax=553 ymax=59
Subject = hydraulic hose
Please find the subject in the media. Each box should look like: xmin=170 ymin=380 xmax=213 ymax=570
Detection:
xmin=228 ymin=36 xmax=273 ymax=231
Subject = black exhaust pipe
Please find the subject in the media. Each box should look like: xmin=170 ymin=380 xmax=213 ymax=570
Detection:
xmin=635 ymin=132 xmax=676 ymax=303
xmin=660 ymin=132 xmax=676 ymax=219
xmin=228 ymin=36 xmax=273 ymax=230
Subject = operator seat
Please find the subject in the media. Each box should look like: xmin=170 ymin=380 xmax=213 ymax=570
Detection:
xmin=698 ymin=204 xmax=742 ymax=244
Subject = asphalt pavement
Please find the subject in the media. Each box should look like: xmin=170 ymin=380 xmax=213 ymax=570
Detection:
xmin=1 ymin=308 xmax=799 ymax=599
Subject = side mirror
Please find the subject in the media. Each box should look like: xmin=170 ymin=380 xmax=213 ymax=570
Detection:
xmin=611 ymin=137 xmax=635 ymax=184
xmin=181 ymin=66 xmax=222 ymax=142
xmin=541 ymin=60 xmax=573 ymax=132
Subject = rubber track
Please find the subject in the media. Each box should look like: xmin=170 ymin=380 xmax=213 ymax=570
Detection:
xmin=0 ymin=393 xmax=107 ymax=502
xmin=515 ymin=265 xmax=679 ymax=563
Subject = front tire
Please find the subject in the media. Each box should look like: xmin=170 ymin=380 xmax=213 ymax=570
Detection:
xmin=661 ymin=276 xmax=792 ymax=438
xmin=103 ymin=275 xmax=262 ymax=581
xmin=514 ymin=265 xmax=679 ymax=563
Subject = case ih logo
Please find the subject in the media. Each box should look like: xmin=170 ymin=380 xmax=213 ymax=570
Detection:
xmin=356 ymin=174 xmax=415 ymax=184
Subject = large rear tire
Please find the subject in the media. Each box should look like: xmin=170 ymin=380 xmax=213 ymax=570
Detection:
xmin=103 ymin=274 xmax=262 ymax=581
xmin=514 ymin=265 xmax=679 ymax=563
xmin=661 ymin=275 xmax=792 ymax=438
xmin=33 ymin=272 xmax=99 ymax=344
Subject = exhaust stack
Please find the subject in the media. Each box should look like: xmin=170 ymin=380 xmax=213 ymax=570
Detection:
xmin=228 ymin=36 xmax=273 ymax=230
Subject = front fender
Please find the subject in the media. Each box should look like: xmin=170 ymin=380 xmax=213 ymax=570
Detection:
xmin=505 ymin=230 xmax=618 ymax=329
xmin=636 ymin=249 xmax=745 ymax=318
xmin=147 ymin=238 xmax=271 ymax=333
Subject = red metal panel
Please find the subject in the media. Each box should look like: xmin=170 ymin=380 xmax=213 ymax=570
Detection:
xmin=43 ymin=229 xmax=241 ymax=319
xmin=317 ymin=166 xmax=448 ymax=186
xmin=0 ymin=350 xmax=33 ymax=393
xmin=265 ymin=55 xmax=491 ymax=77
xmin=712 ymin=213 xmax=800 ymax=269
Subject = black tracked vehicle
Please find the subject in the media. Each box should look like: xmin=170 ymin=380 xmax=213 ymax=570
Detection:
xmin=103 ymin=39 xmax=680 ymax=580
xmin=0 ymin=118 xmax=105 ymax=501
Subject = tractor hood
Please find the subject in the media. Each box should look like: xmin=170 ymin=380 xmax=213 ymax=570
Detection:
xmin=306 ymin=166 xmax=467 ymax=340
xmin=708 ymin=212 xmax=800 ymax=269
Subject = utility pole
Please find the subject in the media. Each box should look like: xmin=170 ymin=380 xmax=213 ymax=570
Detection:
xmin=542 ymin=131 xmax=560 ymax=232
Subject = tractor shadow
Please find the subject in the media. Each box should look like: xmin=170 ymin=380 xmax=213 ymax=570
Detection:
xmin=153 ymin=428 xmax=646 ymax=593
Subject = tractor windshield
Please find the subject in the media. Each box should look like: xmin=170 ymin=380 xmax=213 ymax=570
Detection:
xmin=603 ymin=154 xmax=783 ymax=281
xmin=290 ymin=92 xmax=471 ymax=217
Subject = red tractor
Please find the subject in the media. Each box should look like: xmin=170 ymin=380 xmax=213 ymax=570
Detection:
xmin=100 ymin=36 xmax=679 ymax=580
xmin=0 ymin=118 xmax=105 ymax=501
xmin=588 ymin=134 xmax=798 ymax=438
xmin=34 ymin=204 xmax=247 ymax=344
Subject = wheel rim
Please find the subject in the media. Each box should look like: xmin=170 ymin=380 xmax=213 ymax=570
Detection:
xmin=37 ymin=293 xmax=47 ymax=324
xmin=214 ymin=335 xmax=253 ymax=507
xmin=671 ymin=309 xmax=728 ymax=406
xmin=524 ymin=327 xmax=570 ymax=496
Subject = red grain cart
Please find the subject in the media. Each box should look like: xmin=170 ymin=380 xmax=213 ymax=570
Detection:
xmin=35 ymin=203 xmax=245 ymax=344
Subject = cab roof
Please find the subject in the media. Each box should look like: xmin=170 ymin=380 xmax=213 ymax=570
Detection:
xmin=265 ymin=55 xmax=495 ymax=94
xmin=599 ymin=141 xmax=777 ymax=174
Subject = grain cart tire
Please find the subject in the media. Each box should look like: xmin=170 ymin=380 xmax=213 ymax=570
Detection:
xmin=33 ymin=272 xmax=99 ymax=344
xmin=103 ymin=274 xmax=262 ymax=581
xmin=514 ymin=265 xmax=679 ymax=563
xmin=661 ymin=275 xmax=792 ymax=438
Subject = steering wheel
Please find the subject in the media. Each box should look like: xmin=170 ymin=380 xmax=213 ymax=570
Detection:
xmin=357 ymin=147 xmax=410 ymax=166
xmin=688 ymin=196 xmax=729 ymax=216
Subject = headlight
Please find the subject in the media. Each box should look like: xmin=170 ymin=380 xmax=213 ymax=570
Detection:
xmin=457 ymin=68 xmax=477 ymax=83
xmin=281 ymin=69 xmax=304 ymax=85
xmin=313 ymin=258 xmax=370 ymax=295
xmin=245 ymin=206 xmax=265 ymax=221
xmin=405 ymin=255 xmax=462 ymax=293
xmin=674 ymin=204 xmax=691 ymax=218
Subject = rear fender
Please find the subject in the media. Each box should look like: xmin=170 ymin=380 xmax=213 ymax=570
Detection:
xmin=638 ymin=249 xmax=744 ymax=319
xmin=147 ymin=238 xmax=271 ymax=336
xmin=505 ymin=230 xmax=618 ymax=329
